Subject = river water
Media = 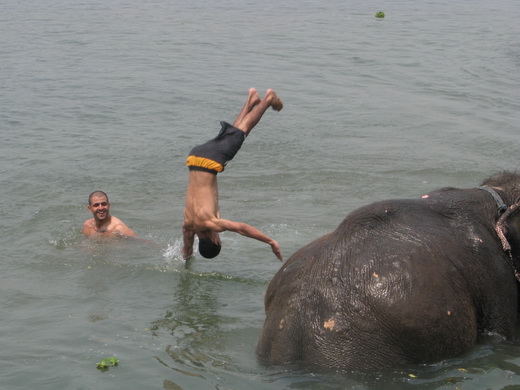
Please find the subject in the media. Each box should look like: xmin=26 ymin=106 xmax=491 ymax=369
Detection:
xmin=1 ymin=0 xmax=520 ymax=388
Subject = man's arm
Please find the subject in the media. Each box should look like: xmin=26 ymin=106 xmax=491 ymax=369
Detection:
xmin=206 ymin=218 xmax=283 ymax=261
xmin=111 ymin=217 xmax=138 ymax=237
xmin=182 ymin=224 xmax=195 ymax=260
xmin=117 ymin=225 xmax=138 ymax=237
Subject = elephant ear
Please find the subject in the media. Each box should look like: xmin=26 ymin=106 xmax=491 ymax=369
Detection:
xmin=496 ymin=202 xmax=520 ymax=257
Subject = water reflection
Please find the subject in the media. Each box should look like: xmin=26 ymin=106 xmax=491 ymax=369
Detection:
xmin=151 ymin=260 xmax=233 ymax=386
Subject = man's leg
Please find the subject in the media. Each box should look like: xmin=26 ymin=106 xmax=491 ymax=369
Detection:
xmin=233 ymin=89 xmax=283 ymax=135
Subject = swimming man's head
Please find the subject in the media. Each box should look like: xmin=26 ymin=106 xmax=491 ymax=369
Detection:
xmin=88 ymin=190 xmax=109 ymax=205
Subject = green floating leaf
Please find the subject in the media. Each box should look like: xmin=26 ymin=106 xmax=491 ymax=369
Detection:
xmin=107 ymin=357 xmax=119 ymax=365
xmin=375 ymin=11 xmax=385 ymax=18
xmin=96 ymin=357 xmax=119 ymax=370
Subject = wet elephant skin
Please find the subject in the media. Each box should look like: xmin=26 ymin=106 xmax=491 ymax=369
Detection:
xmin=257 ymin=172 xmax=520 ymax=371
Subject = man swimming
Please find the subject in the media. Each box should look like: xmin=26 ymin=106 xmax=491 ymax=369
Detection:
xmin=83 ymin=191 xmax=139 ymax=238
xmin=182 ymin=88 xmax=283 ymax=261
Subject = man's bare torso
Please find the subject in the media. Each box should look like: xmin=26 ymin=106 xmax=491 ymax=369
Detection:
xmin=83 ymin=216 xmax=137 ymax=237
xmin=183 ymin=170 xmax=221 ymax=232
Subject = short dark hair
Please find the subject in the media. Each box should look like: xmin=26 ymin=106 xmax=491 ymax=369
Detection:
xmin=88 ymin=191 xmax=109 ymax=205
xmin=198 ymin=238 xmax=221 ymax=259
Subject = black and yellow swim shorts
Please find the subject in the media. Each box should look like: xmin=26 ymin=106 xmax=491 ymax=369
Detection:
xmin=186 ymin=121 xmax=246 ymax=174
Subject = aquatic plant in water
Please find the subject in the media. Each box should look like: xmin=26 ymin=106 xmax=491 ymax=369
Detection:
xmin=96 ymin=357 xmax=119 ymax=371
xmin=375 ymin=11 xmax=385 ymax=18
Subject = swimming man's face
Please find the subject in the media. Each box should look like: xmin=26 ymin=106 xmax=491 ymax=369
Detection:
xmin=88 ymin=195 xmax=110 ymax=221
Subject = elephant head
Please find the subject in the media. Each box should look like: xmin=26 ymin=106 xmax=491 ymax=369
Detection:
xmin=481 ymin=172 xmax=520 ymax=275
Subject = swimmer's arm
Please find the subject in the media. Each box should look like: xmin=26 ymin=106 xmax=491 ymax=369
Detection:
xmin=119 ymin=226 xmax=138 ymax=237
xmin=112 ymin=219 xmax=139 ymax=238
xmin=108 ymin=217 xmax=145 ymax=240
xmin=208 ymin=219 xmax=283 ymax=261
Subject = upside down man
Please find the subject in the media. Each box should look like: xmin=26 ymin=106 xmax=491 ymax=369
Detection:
xmin=182 ymin=88 xmax=284 ymax=261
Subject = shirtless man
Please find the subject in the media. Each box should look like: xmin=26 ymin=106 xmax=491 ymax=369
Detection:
xmin=83 ymin=191 xmax=138 ymax=238
xmin=182 ymin=88 xmax=283 ymax=261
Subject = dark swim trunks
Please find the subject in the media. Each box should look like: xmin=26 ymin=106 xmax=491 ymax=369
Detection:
xmin=186 ymin=121 xmax=246 ymax=174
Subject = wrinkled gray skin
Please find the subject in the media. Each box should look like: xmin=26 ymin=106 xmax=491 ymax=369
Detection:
xmin=257 ymin=172 xmax=520 ymax=371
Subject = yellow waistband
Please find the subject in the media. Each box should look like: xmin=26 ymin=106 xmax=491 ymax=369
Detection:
xmin=186 ymin=155 xmax=224 ymax=172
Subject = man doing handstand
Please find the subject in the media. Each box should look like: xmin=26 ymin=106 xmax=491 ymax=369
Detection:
xmin=182 ymin=88 xmax=283 ymax=261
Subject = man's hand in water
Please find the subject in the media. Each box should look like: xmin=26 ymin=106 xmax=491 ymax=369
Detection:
xmin=182 ymin=246 xmax=194 ymax=260
xmin=182 ymin=224 xmax=195 ymax=260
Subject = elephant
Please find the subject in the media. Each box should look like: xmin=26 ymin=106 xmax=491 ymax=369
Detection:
xmin=257 ymin=171 xmax=520 ymax=371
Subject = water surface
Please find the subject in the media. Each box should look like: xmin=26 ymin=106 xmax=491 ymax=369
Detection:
xmin=1 ymin=0 xmax=520 ymax=388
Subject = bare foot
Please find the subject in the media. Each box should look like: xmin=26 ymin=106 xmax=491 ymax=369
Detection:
xmin=234 ymin=88 xmax=262 ymax=128
xmin=248 ymin=88 xmax=261 ymax=108
xmin=265 ymin=89 xmax=283 ymax=111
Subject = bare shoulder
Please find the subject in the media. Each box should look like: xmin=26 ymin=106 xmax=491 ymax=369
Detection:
xmin=83 ymin=218 xmax=95 ymax=235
